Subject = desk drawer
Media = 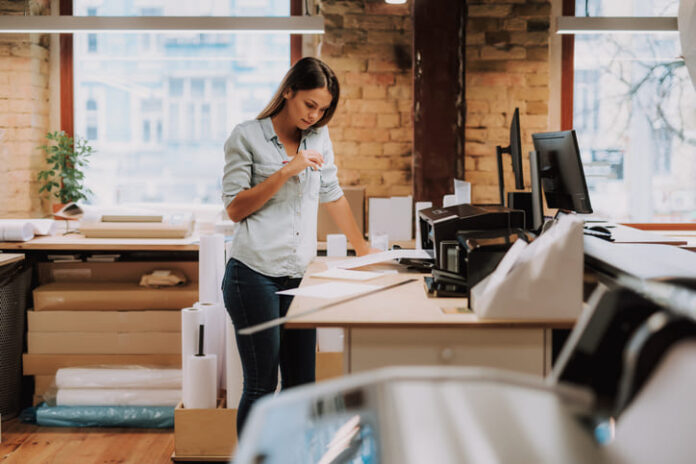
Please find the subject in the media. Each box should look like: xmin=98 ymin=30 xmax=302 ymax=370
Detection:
xmin=349 ymin=327 xmax=545 ymax=376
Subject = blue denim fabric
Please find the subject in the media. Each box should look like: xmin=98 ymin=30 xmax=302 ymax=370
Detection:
xmin=222 ymin=257 xmax=316 ymax=435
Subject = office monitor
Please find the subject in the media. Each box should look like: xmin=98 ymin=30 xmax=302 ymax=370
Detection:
xmin=496 ymin=108 xmax=524 ymax=206
xmin=532 ymin=130 xmax=593 ymax=214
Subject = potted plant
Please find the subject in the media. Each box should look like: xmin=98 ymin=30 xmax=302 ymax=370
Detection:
xmin=37 ymin=130 xmax=93 ymax=215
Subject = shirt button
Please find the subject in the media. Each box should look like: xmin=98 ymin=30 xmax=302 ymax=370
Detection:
xmin=296 ymin=232 xmax=299 ymax=236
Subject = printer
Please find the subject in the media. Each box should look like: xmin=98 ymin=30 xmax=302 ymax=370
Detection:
xmin=418 ymin=203 xmax=525 ymax=270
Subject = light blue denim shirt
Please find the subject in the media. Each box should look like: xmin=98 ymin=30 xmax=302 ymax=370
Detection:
xmin=222 ymin=117 xmax=344 ymax=278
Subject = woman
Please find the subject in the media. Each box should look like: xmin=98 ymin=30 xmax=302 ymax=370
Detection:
xmin=221 ymin=57 xmax=373 ymax=434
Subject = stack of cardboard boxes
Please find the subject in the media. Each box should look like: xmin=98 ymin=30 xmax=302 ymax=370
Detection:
xmin=25 ymin=261 xmax=198 ymax=404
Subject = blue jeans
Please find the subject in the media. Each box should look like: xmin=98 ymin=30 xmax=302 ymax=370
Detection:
xmin=221 ymin=258 xmax=316 ymax=435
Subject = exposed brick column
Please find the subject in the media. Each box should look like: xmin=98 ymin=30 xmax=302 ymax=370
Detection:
xmin=465 ymin=0 xmax=551 ymax=204
xmin=315 ymin=0 xmax=413 ymax=199
xmin=0 ymin=0 xmax=51 ymax=218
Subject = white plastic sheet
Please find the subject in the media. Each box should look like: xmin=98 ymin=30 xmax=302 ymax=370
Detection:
xmin=55 ymin=367 xmax=181 ymax=389
xmin=56 ymin=388 xmax=181 ymax=406
xmin=470 ymin=215 xmax=584 ymax=320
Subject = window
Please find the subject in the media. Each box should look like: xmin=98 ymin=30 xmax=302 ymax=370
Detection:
xmin=72 ymin=0 xmax=291 ymax=205
xmin=568 ymin=0 xmax=696 ymax=222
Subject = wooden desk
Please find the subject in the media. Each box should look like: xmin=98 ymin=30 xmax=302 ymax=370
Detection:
xmin=286 ymin=258 xmax=575 ymax=377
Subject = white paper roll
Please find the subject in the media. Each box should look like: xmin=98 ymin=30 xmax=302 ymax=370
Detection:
xmin=55 ymin=367 xmax=182 ymax=389
xmin=0 ymin=220 xmax=34 ymax=242
xmin=194 ymin=301 xmax=226 ymax=391
xmin=414 ymin=201 xmax=432 ymax=250
xmin=56 ymin=388 xmax=181 ymax=406
xmin=226 ymin=314 xmax=243 ymax=409
xmin=199 ymin=233 xmax=225 ymax=304
xmin=181 ymin=307 xmax=203 ymax=407
xmin=326 ymin=234 xmax=347 ymax=257
xmin=317 ymin=328 xmax=344 ymax=353
xmin=184 ymin=354 xmax=217 ymax=409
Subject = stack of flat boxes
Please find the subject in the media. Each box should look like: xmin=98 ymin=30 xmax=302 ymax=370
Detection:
xmin=25 ymin=261 xmax=199 ymax=403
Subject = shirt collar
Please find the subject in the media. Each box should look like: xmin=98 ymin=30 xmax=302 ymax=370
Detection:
xmin=259 ymin=116 xmax=319 ymax=143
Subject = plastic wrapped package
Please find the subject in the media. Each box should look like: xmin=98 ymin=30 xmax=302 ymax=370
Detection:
xmin=55 ymin=366 xmax=182 ymax=389
xmin=54 ymin=388 xmax=181 ymax=406
xmin=35 ymin=403 xmax=174 ymax=428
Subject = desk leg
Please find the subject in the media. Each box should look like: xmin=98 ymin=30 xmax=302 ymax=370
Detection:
xmin=343 ymin=328 xmax=352 ymax=374
xmin=543 ymin=328 xmax=553 ymax=376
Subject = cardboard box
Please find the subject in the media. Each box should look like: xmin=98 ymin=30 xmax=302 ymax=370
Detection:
xmin=33 ymin=281 xmax=198 ymax=311
xmin=316 ymin=352 xmax=344 ymax=381
xmin=28 ymin=310 xmax=181 ymax=332
xmin=38 ymin=261 xmax=198 ymax=284
xmin=174 ymin=399 xmax=237 ymax=460
xmin=317 ymin=186 xmax=365 ymax=241
xmin=28 ymin=332 xmax=181 ymax=354
xmin=23 ymin=353 xmax=181 ymax=375
xmin=80 ymin=220 xmax=193 ymax=239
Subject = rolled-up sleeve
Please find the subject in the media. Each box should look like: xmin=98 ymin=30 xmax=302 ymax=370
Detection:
xmin=319 ymin=127 xmax=344 ymax=203
xmin=222 ymin=126 xmax=253 ymax=208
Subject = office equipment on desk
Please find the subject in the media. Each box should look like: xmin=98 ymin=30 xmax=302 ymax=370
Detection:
xmin=584 ymin=235 xmax=696 ymax=282
xmin=496 ymin=107 xmax=525 ymax=206
xmin=470 ymin=214 xmax=584 ymax=319
xmin=418 ymin=203 xmax=525 ymax=271
xmin=414 ymin=201 xmax=432 ymax=250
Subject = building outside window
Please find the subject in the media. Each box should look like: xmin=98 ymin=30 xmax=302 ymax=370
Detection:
xmin=73 ymin=0 xmax=289 ymax=205
xmin=573 ymin=0 xmax=696 ymax=221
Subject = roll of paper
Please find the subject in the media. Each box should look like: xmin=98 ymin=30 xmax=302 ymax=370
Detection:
xmin=326 ymin=234 xmax=347 ymax=257
xmin=0 ymin=220 xmax=35 ymax=242
xmin=199 ymin=233 xmax=225 ymax=304
xmin=414 ymin=201 xmax=432 ymax=250
xmin=181 ymin=307 xmax=203 ymax=405
xmin=194 ymin=302 xmax=226 ymax=391
xmin=56 ymin=367 xmax=182 ymax=389
xmin=226 ymin=315 xmax=243 ymax=409
xmin=56 ymin=388 xmax=181 ymax=406
xmin=184 ymin=354 xmax=217 ymax=409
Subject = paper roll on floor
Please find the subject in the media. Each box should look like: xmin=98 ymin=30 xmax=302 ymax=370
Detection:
xmin=226 ymin=315 xmax=243 ymax=409
xmin=194 ymin=301 xmax=226 ymax=390
xmin=56 ymin=367 xmax=182 ymax=389
xmin=181 ymin=307 xmax=203 ymax=407
xmin=56 ymin=388 xmax=181 ymax=406
xmin=184 ymin=354 xmax=217 ymax=409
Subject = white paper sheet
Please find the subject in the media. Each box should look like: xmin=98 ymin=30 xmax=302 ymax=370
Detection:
xmin=328 ymin=249 xmax=433 ymax=270
xmin=311 ymin=268 xmax=383 ymax=281
xmin=276 ymin=282 xmax=381 ymax=299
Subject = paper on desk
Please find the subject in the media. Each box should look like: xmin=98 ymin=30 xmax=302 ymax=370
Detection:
xmin=0 ymin=219 xmax=57 ymax=240
xmin=276 ymin=282 xmax=381 ymax=299
xmin=328 ymin=249 xmax=433 ymax=270
xmin=311 ymin=268 xmax=383 ymax=281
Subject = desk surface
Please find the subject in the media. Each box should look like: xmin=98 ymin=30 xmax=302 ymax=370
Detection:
xmin=0 ymin=234 xmax=199 ymax=251
xmin=285 ymin=258 xmax=575 ymax=329
xmin=0 ymin=253 xmax=24 ymax=267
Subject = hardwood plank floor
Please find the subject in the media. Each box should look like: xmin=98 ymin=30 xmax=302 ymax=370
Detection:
xmin=1 ymin=418 xmax=176 ymax=464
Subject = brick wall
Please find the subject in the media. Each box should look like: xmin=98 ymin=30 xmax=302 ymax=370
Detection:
xmin=315 ymin=0 xmax=413 ymax=198
xmin=0 ymin=0 xmax=51 ymax=218
xmin=465 ymin=0 xmax=551 ymax=204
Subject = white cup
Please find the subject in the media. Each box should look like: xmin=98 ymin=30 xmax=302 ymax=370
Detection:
xmin=326 ymin=234 xmax=348 ymax=257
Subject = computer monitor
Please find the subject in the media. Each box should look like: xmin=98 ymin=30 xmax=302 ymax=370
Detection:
xmin=496 ymin=108 xmax=524 ymax=206
xmin=531 ymin=130 xmax=593 ymax=214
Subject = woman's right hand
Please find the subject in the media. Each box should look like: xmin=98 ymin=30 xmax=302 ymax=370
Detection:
xmin=283 ymin=149 xmax=324 ymax=177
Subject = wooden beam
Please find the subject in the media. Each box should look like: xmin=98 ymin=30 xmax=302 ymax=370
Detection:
xmin=412 ymin=0 xmax=466 ymax=205
xmin=290 ymin=0 xmax=302 ymax=65
xmin=561 ymin=0 xmax=575 ymax=131
xmin=59 ymin=0 xmax=73 ymax=137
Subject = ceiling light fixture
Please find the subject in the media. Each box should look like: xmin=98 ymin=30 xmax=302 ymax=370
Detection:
xmin=0 ymin=15 xmax=324 ymax=34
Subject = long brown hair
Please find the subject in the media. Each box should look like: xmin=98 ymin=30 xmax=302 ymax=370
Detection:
xmin=257 ymin=57 xmax=340 ymax=128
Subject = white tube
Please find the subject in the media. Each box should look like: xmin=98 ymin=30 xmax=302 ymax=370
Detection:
xmin=0 ymin=220 xmax=34 ymax=242
xmin=181 ymin=307 xmax=203 ymax=407
xmin=414 ymin=201 xmax=432 ymax=250
xmin=56 ymin=388 xmax=181 ymax=406
xmin=184 ymin=354 xmax=217 ymax=409
xmin=55 ymin=367 xmax=182 ymax=389
xmin=194 ymin=301 xmax=225 ymax=391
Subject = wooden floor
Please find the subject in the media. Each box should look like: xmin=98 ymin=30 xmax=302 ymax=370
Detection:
xmin=0 ymin=417 xmax=176 ymax=464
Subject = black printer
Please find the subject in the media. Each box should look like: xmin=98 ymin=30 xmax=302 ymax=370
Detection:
xmin=418 ymin=203 xmax=525 ymax=270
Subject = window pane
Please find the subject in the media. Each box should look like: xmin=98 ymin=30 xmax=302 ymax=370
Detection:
xmin=575 ymin=0 xmax=678 ymax=17
xmin=73 ymin=0 xmax=290 ymax=205
xmin=574 ymin=33 xmax=696 ymax=221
